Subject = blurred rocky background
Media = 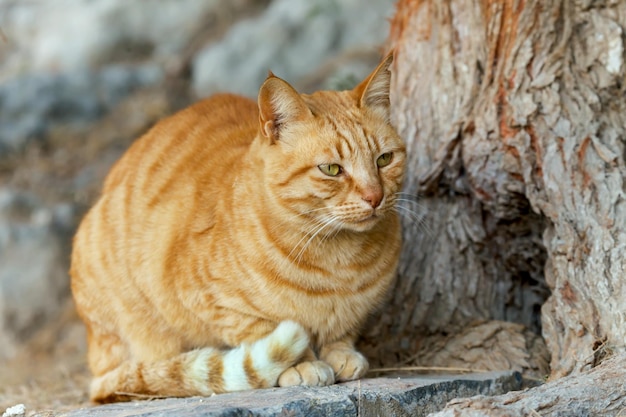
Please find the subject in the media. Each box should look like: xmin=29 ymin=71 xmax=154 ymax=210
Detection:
xmin=0 ymin=0 xmax=395 ymax=412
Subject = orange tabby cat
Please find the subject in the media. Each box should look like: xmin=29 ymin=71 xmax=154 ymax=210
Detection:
xmin=70 ymin=53 xmax=405 ymax=403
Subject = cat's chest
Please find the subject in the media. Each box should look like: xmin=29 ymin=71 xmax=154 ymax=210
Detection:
xmin=203 ymin=214 xmax=400 ymax=344
xmin=267 ymin=267 xmax=390 ymax=344
xmin=298 ymin=293 xmax=370 ymax=344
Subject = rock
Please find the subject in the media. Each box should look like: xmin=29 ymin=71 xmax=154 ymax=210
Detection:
xmin=191 ymin=0 xmax=396 ymax=97
xmin=60 ymin=372 xmax=523 ymax=417
xmin=1 ymin=404 xmax=25 ymax=417
xmin=0 ymin=0 xmax=224 ymax=79
xmin=0 ymin=64 xmax=162 ymax=156
xmin=429 ymin=353 xmax=626 ymax=417
xmin=0 ymin=188 xmax=75 ymax=359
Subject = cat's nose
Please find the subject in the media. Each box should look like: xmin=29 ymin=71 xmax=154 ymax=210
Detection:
xmin=362 ymin=188 xmax=383 ymax=208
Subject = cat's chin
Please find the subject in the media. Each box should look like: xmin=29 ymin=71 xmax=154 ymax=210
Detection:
xmin=342 ymin=215 xmax=381 ymax=232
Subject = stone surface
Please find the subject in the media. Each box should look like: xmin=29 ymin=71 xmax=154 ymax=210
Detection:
xmin=191 ymin=0 xmax=396 ymax=97
xmin=0 ymin=64 xmax=162 ymax=155
xmin=429 ymin=353 xmax=626 ymax=417
xmin=0 ymin=0 xmax=222 ymax=79
xmin=0 ymin=188 xmax=75 ymax=359
xmin=58 ymin=372 xmax=523 ymax=417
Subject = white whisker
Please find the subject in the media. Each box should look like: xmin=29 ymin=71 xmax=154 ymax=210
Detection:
xmin=299 ymin=206 xmax=334 ymax=216
xmin=394 ymin=205 xmax=433 ymax=238
xmin=287 ymin=217 xmax=330 ymax=261
xmin=394 ymin=191 xmax=421 ymax=198
xmin=394 ymin=194 xmax=425 ymax=207
xmin=395 ymin=198 xmax=426 ymax=211
xmin=292 ymin=215 xmax=339 ymax=266
xmin=319 ymin=217 xmax=341 ymax=245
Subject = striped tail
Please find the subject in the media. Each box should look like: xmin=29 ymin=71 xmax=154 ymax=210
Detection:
xmin=90 ymin=321 xmax=309 ymax=403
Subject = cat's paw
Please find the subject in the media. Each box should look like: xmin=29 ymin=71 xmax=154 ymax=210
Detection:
xmin=321 ymin=348 xmax=369 ymax=382
xmin=267 ymin=320 xmax=310 ymax=362
xmin=256 ymin=321 xmax=310 ymax=378
xmin=277 ymin=360 xmax=335 ymax=387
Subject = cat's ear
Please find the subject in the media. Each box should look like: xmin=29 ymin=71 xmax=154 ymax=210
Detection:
xmin=258 ymin=73 xmax=313 ymax=142
xmin=354 ymin=51 xmax=394 ymax=121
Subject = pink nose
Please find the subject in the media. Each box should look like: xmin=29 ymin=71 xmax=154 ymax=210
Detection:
xmin=362 ymin=188 xmax=383 ymax=208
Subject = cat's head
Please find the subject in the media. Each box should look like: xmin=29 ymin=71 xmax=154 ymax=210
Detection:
xmin=256 ymin=53 xmax=405 ymax=233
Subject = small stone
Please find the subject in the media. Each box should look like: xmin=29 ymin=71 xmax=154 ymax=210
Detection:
xmin=2 ymin=404 xmax=26 ymax=417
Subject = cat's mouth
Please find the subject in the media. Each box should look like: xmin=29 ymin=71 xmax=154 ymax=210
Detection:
xmin=335 ymin=206 xmax=386 ymax=230
xmin=356 ymin=214 xmax=377 ymax=223
xmin=352 ymin=212 xmax=380 ymax=226
xmin=342 ymin=213 xmax=380 ymax=232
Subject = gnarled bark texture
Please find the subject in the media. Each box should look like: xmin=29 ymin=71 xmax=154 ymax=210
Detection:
xmin=360 ymin=0 xmax=626 ymax=390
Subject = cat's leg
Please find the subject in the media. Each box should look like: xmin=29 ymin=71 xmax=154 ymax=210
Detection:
xmin=277 ymin=347 xmax=336 ymax=387
xmin=319 ymin=336 xmax=369 ymax=382
xmin=85 ymin=326 xmax=129 ymax=378
xmin=90 ymin=320 xmax=309 ymax=402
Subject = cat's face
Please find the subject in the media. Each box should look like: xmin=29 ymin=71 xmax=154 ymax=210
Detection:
xmin=257 ymin=54 xmax=405 ymax=233
xmin=269 ymin=105 xmax=404 ymax=233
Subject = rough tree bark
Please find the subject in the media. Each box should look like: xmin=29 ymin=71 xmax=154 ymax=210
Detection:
xmin=361 ymin=0 xmax=626 ymax=404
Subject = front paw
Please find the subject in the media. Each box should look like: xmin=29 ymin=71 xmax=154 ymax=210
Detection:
xmin=321 ymin=348 xmax=369 ymax=382
xmin=277 ymin=360 xmax=335 ymax=387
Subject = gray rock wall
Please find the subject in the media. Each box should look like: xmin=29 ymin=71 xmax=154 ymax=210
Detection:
xmin=192 ymin=0 xmax=395 ymax=97
xmin=0 ymin=0 xmax=221 ymax=78
xmin=0 ymin=189 xmax=74 ymax=359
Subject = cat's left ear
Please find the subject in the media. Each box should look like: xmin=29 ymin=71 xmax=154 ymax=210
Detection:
xmin=258 ymin=73 xmax=313 ymax=142
xmin=354 ymin=51 xmax=394 ymax=122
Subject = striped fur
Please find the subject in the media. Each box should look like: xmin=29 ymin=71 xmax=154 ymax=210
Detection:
xmin=71 ymin=54 xmax=405 ymax=402
xmin=89 ymin=321 xmax=309 ymax=402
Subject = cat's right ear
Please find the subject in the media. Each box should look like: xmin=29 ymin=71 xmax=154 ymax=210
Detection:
xmin=258 ymin=73 xmax=312 ymax=142
xmin=354 ymin=51 xmax=394 ymax=122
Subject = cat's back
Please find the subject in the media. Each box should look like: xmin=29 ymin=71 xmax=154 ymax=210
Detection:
xmin=72 ymin=94 xmax=259 ymax=296
xmin=104 ymin=93 xmax=258 ymax=193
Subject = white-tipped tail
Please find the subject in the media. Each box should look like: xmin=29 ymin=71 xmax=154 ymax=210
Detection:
xmin=90 ymin=320 xmax=309 ymax=402
xmin=220 ymin=320 xmax=310 ymax=391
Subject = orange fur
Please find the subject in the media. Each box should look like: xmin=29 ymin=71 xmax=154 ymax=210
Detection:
xmin=70 ymin=54 xmax=405 ymax=402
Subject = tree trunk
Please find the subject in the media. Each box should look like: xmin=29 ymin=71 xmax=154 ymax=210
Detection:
xmin=360 ymin=0 xmax=626 ymax=388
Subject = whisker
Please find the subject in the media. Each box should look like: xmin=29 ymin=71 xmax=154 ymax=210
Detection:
xmin=317 ymin=224 xmax=337 ymax=248
xmin=394 ymin=205 xmax=433 ymax=238
xmin=287 ymin=217 xmax=330 ymax=261
xmin=394 ymin=205 xmax=421 ymax=224
xmin=395 ymin=197 xmax=426 ymax=208
xmin=394 ymin=192 xmax=422 ymax=200
xmin=298 ymin=206 xmax=334 ymax=216
xmin=319 ymin=216 xmax=341 ymax=245
xmin=293 ymin=215 xmax=338 ymax=266
xmin=395 ymin=198 xmax=428 ymax=216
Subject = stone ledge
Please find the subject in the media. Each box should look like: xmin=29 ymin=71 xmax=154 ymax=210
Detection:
xmin=59 ymin=371 xmax=524 ymax=417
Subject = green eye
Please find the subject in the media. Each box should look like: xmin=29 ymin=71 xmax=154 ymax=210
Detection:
xmin=318 ymin=164 xmax=342 ymax=176
xmin=376 ymin=152 xmax=393 ymax=168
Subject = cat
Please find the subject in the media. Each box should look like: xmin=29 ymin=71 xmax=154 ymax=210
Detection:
xmin=70 ymin=52 xmax=405 ymax=403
